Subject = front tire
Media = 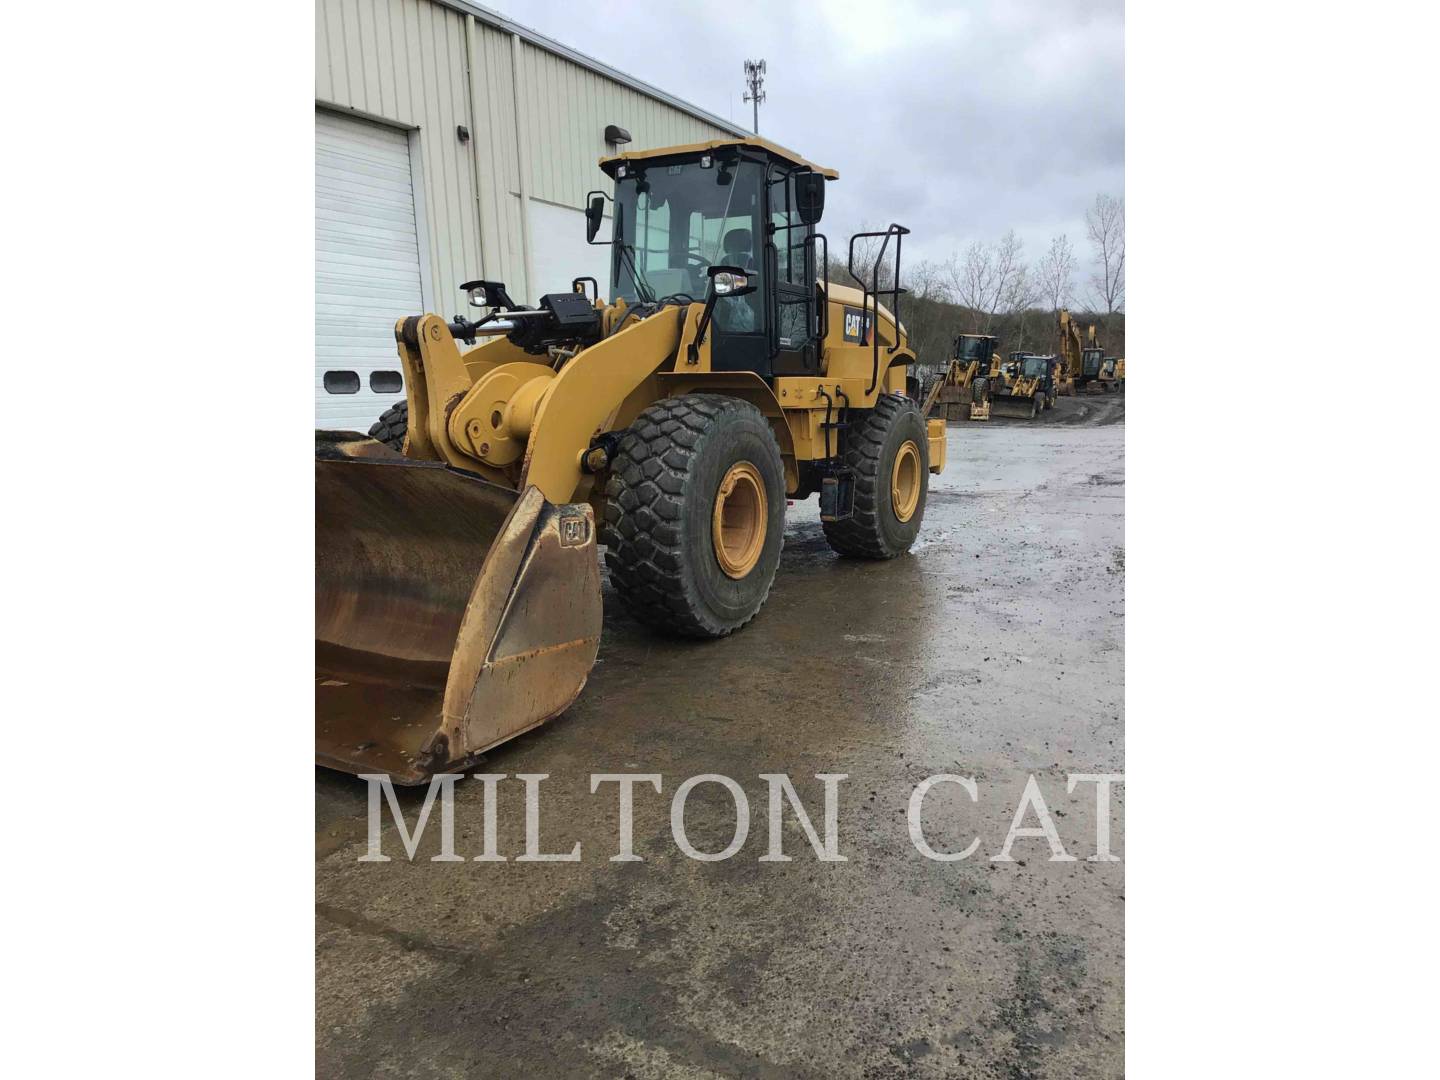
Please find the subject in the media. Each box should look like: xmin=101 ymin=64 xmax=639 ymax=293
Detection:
xmin=823 ymin=394 xmax=928 ymax=559
xmin=602 ymin=395 xmax=786 ymax=638
xmin=368 ymin=400 xmax=408 ymax=453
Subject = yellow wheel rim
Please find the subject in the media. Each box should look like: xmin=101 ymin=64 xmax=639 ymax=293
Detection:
xmin=891 ymin=440 xmax=922 ymax=523
xmin=712 ymin=461 xmax=767 ymax=578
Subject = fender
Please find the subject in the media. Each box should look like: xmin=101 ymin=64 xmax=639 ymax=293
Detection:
xmin=656 ymin=370 xmax=800 ymax=493
xmin=519 ymin=306 xmax=686 ymax=503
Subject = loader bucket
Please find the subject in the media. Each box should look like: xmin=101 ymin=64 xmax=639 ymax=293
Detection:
xmin=990 ymin=393 xmax=1039 ymax=419
xmin=315 ymin=435 xmax=602 ymax=784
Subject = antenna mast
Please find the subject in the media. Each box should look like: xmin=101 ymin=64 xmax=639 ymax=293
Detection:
xmin=742 ymin=59 xmax=767 ymax=134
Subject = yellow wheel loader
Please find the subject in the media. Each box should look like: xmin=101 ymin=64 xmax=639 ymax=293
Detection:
xmin=990 ymin=353 xmax=1058 ymax=419
xmin=317 ymin=137 xmax=946 ymax=783
xmin=921 ymin=333 xmax=997 ymax=421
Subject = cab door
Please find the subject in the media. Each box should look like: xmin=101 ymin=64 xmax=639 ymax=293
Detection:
xmin=767 ymin=171 xmax=819 ymax=376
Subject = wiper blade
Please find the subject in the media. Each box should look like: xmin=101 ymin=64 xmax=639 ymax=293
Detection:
xmin=614 ymin=202 xmax=656 ymax=305
xmin=619 ymin=241 xmax=656 ymax=305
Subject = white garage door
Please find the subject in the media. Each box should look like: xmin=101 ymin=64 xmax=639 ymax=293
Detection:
xmin=315 ymin=110 xmax=424 ymax=431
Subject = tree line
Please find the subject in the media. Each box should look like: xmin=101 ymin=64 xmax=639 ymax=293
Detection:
xmin=827 ymin=193 xmax=1125 ymax=371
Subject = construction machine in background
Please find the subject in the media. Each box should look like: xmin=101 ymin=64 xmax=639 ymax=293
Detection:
xmin=922 ymin=333 xmax=997 ymax=421
xmin=318 ymin=136 xmax=946 ymax=784
xmin=991 ymin=353 xmax=1059 ymax=418
xmin=1099 ymin=356 xmax=1121 ymax=392
xmin=1058 ymin=308 xmax=1115 ymax=394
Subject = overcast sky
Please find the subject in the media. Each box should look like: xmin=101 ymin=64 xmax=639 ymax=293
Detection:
xmin=501 ymin=0 xmax=1123 ymax=283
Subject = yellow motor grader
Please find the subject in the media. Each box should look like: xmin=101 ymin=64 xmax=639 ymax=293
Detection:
xmin=317 ymin=137 xmax=946 ymax=783
xmin=921 ymin=333 xmax=997 ymax=421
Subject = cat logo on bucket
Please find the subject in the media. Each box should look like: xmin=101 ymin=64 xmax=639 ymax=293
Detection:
xmin=842 ymin=306 xmax=873 ymax=344
xmin=560 ymin=513 xmax=590 ymax=548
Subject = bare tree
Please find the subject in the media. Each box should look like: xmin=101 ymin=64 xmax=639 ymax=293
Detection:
xmin=948 ymin=230 xmax=1027 ymax=333
xmin=843 ymin=221 xmax=898 ymax=293
xmin=950 ymin=241 xmax=996 ymax=334
xmin=1085 ymin=194 xmax=1125 ymax=315
xmin=906 ymin=257 xmax=949 ymax=303
xmin=1002 ymin=265 xmax=1044 ymax=351
xmin=900 ymin=257 xmax=954 ymax=373
xmin=947 ymin=240 xmax=997 ymax=331
xmin=1035 ymin=233 xmax=1076 ymax=313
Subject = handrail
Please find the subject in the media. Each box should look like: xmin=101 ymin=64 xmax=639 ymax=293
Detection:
xmin=846 ymin=223 xmax=910 ymax=393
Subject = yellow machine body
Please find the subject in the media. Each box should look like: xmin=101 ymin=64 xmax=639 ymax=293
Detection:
xmin=316 ymin=137 xmax=939 ymax=782
xmin=990 ymin=353 xmax=1056 ymax=419
xmin=923 ymin=333 xmax=997 ymax=422
xmin=1058 ymin=309 xmax=1118 ymax=394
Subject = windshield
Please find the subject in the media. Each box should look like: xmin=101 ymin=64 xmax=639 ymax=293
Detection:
xmin=1083 ymin=349 xmax=1103 ymax=376
xmin=612 ymin=160 xmax=765 ymax=305
xmin=956 ymin=337 xmax=991 ymax=362
xmin=1022 ymin=357 xmax=1049 ymax=378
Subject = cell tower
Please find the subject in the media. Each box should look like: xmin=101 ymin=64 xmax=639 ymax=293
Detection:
xmin=743 ymin=59 xmax=767 ymax=134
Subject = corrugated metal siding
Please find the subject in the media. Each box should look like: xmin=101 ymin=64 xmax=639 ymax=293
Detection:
xmin=317 ymin=0 xmax=479 ymax=312
xmin=515 ymin=40 xmax=736 ymax=211
xmin=470 ymin=22 xmax=526 ymax=298
xmin=316 ymin=0 xmax=737 ymax=310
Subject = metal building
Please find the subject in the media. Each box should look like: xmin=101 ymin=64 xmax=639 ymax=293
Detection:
xmin=314 ymin=0 xmax=746 ymax=430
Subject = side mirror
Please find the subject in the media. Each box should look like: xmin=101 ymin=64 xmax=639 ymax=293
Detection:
xmin=585 ymin=193 xmax=607 ymax=243
xmin=707 ymin=264 xmax=756 ymax=298
xmin=796 ymin=172 xmax=826 ymax=225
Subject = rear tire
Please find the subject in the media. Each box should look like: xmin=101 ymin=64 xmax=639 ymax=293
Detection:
xmin=823 ymin=394 xmax=928 ymax=559
xmin=602 ymin=395 xmax=786 ymax=639
xmin=369 ymin=401 xmax=408 ymax=453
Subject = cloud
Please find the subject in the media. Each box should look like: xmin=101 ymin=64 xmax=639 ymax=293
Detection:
xmin=500 ymin=0 xmax=1123 ymax=280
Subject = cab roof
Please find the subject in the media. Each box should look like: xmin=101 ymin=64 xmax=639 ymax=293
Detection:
xmin=599 ymin=136 xmax=839 ymax=180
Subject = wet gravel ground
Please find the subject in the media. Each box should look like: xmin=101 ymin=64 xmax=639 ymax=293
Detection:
xmin=316 ymin=392 xmax=1125 ymax=1078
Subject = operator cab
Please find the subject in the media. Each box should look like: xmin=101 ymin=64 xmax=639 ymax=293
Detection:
xmin=1020 ymin=354 xmax=1052 ymax=379
xmin=955 ymin=334 xmax=998 ymax=366
xmin=596 ymin=138 xmax=835 ymax=379
xmin=1082 ymin=347 xmax=1105 ymax=379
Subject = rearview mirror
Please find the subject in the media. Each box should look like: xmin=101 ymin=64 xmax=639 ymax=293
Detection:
xmin=585 ymin=193 xmax=606 ymax=243
xmin=796 ymin=172 xmax=826 ymax=225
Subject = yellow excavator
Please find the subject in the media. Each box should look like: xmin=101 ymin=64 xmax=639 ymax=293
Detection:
xmin=1058 ymin=309 xmax=1116 ymax=394
xmin=318 ymin=137 xmax=946 ymax=783
xmin=922 ymin=333 xmax=997 ymax=421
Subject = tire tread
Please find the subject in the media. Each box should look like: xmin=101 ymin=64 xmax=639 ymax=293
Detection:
xmin=602 ymin=395 xmax=782 ymax=638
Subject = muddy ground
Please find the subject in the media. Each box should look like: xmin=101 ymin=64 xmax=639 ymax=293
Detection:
xmin=316 ymin=392 xmax=1125 ymax=1078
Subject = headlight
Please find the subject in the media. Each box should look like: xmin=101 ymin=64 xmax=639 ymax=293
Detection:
xmin=712 ymin=271 xmax=748 ymax=296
